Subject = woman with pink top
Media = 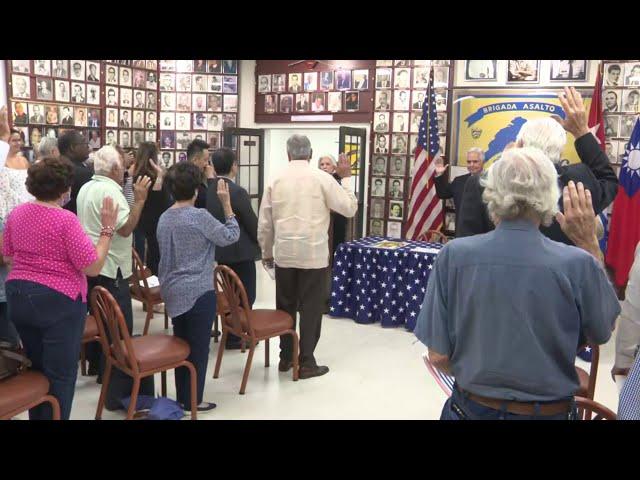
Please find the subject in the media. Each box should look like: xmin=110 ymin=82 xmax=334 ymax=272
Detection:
xmin=1 ymin=156 xmax=119 ymax=420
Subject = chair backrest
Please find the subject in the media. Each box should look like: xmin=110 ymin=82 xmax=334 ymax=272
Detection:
xmin=578 ymin=343 xmax=600 ymax=399
xmin=90 ymin=286 xmax=139 ymax=375
xmin=575 ymin=396 xmax=616 ymax=420
xmin=130 ymin=248 xmax=150 ymax=297
xmin=214 ymin=265 xmax=253 ymax=337
xmin=417 ymin=230 xmax=448 ymax=244
xmin=422 ymin=352 xmax=454 ymax=397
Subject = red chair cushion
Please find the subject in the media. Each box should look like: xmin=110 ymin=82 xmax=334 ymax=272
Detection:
xmin=0 ymin=370 xmax=50 ymax=417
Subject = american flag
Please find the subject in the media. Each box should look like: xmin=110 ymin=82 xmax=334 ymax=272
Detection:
xmin=404 ymin=67 xmax=443 ymax=239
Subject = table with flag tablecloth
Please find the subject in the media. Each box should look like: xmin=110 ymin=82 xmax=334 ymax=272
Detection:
xmin=329 ymin=237 xmax=443 ymax=331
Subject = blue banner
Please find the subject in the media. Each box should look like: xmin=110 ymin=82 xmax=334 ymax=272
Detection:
xmin=465 ymin=102 xmax=566 ymax=127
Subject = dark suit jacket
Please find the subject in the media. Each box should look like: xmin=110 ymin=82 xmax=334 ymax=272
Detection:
xmin=456 ymin=133 xmax=619 ymax=245
xmin=434 ymin=172 xmax=471 ymax=232
xmin=63 ymin=157 xmax=94 ymax=215
xmin=206 ymin=177 xmax=259 ymax=264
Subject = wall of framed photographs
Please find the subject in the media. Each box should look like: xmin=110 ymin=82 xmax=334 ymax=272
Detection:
xmin=254 ymin=60 xmax=374 ymax=123
xmin=367 ymin=60 xmax=452 ymax=239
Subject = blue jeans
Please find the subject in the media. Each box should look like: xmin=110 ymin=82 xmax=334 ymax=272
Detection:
xmin=6 ymin=280 xmax=86 ymax=420
xmin=441 ymin=385 xmax=578 ymax=420
xmin=171 ymin=291 xmax=216 ymax=406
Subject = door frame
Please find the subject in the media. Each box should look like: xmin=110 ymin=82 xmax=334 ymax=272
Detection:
xmin=223 ymin=127 xmax=265 ymax=209
xmin=339 ymin=126 xmax=367 ymax=239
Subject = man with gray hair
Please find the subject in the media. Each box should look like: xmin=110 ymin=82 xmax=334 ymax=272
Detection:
xmin=457 ymin=87 xmax=618 ymax=244
xmin=415 ymin=147 xmax=620 ymax=420
xmin=258 ymin=135 xmax=357 ymax=379
xmin=434 ymin=147 xmax=484 ymax=234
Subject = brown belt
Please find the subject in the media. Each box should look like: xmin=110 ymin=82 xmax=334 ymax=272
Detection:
xmin=463 ymin=390 xmax=572 ymax=416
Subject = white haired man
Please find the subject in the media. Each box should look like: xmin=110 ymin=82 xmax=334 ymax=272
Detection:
xmin=416 ymin=147 xmax=620 ymax=420
xmin=258 ymin=135 xmax=357 ymax=379
xmin=457 ymin=87 xmax=618 ymax=244
xmin=77 ymin=146 xmax=152 ymax=407
xmin=434 ymin=147 xmax=484 ymax=234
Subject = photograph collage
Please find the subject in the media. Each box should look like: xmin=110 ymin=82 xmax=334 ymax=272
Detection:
xmin=158 ymin=60 xmax=239 ymax=167
xmin=463 ymin=60 xmax=589 ymax=83
xmin=601 ymin=61 xmax=640 ymax=171
xmin=368 ymin=60 xmax=450 ymax=238
xmin=257 ymin=68 xmax=370 ymax=114
xmin=9 ymin=60 xmax=104 ymax=158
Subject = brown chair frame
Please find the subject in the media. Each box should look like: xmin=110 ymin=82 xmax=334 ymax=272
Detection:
xmin=576 ymin=343 xmax=599 ymax=400
xmin=0 ymin=373 xmax=61 ymax=420
xmin=90 ymin=286 xmax=198 ymax=420
xmin=213 ymin=265 xmax=299 ymax=394
xmin=130 ymin=248 xmax=168 ymax=335
xmin=575 ymin=396 xmax=616 ymax=420
xmin=80 ymin=315 xmax=100 ymax=376
xmin=417 ymin=230 xmax=449 ymax=244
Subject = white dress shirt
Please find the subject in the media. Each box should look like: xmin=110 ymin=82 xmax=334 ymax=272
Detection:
xmin=258 ymin=160 xmax=357 ymax=269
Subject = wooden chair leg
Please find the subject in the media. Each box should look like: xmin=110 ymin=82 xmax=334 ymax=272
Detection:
xmin=44 ymin=395 xmax=61 ymax=420
xmin=213 ymin=330 xmax=228 ymax=378
xmin=143 ymin=304 xmax=153 ymax=335
xmin=126 ymin=377 xmax=141 ymax=420
xmin=80 ymin=343 xmax=87 ymax=376
xmin=184 ymin=362 xmax=198 ymax=420
xmin=213 ymin=315 xmax=219 ymax=343
xmin=241 ymin=339 xmax=246 ymax=353
xmin=291 ymin=331 xmax=300 ymax=381
xmin=265 ymin=338 xmax=269 ymax=367
xmin=161 ymin=371 xmax=167 ymax=397
xmin=95 ymin=360 xmax=113 ymax=420
xmin=239 ymin=340 xmax=257 ymax=395
xmin=164 ymin=309 xmax=168 ymax=330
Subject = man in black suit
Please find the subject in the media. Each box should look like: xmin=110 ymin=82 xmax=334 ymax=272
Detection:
xmin=59 ymin=130 xmax=93 ymax=215
xmin=434 ymin=147 xmax=484 ymax=234
xmin=60 ymin=107 xmax=74 ymax=125
xmin=457 ymin=87 xmax=618 ymax=246
xmin=186 ymin=139 xmax=216 ymax=208
xmin=207 ymin=148 xmax=260 ymax=349
xmin=29 ymin=104 xmax=45 ymax=124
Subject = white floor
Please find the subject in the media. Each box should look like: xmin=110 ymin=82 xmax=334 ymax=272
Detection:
xmin=15 ymin=261 xmax=621 ymax=420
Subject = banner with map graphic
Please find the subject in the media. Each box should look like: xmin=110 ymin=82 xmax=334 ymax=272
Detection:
xmin=450 ymin=89 xmax=593 ymax=166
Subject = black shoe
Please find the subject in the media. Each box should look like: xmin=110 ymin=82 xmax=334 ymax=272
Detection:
xmin=182 ymin=401 xmax=217 ymax=412
xmin=299 ymin=365 xmax=329 ymax=379
xmin=225 ymin=342 xmax=244 ymax=350
xmin=87 ymin=364 xmax=99 ymax=376
xmin=278 ymin=360 xmax=293 ymax=372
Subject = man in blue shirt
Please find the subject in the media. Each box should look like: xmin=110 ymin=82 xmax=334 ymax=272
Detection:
xmin=415 ymin=147 xmax=620 ymax=420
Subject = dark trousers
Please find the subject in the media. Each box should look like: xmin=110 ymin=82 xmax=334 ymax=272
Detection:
xmin=145 ymin=234 xmax=160 ymax=276
xmin=133 ymin=227 xmax=146 ymax=263
xmin=275 ymin=266 xmax=327 ymax=368
xmin=441 ymin=385 xmax=578 ymax=420
xmin=5 ymin=280 xmax=86 ymax=420
xmin=0 ymin=301 xmax=20 ymax=345
xmin=172 ymin=290 xmax=216 ymax=406
xmin=220 ymin=260 xmax=256 ymax=346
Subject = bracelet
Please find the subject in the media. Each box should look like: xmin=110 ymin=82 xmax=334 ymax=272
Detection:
xmin=100 ymin=226 xmax=115 ymax=238
xmin=226 ymin=213 xmax=236 ymax=220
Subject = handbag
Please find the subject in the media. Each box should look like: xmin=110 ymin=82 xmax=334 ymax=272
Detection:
xmin=0 ymin=341 xmax=31 ymax=381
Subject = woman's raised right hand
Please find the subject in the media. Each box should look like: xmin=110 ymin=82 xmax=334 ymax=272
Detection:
xmin=100 ymin=196 xmax=120 ymax=230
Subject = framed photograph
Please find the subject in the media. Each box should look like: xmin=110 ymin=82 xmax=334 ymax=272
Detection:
xmin=105 ymin=65 xmax=118 ymax=85
xmin=604 ymin=115 xmax=620 ymax=138
xmin=119 ymin=67 xmax=132 ymax=86
xmin=30 ymin=126 xmax=44 ymax=146
xmin=146 ymin=71 xmax=158 ymax=90
xmin=82 ymin=62 xmax=98 ymax=83
xmin=193 ymin=112 xmax=208 ymax=130
xmin=105 ymin=108 xmax=118 ymax=127
xmin=320 ymin=71 xmax=334 ymax=90
xmin=160 ymin=73 xmax=175 ymax=91
xmin=222 ymin=114 xmax=236 ymax=129
xmin=388 ymin=177 xmax=404 ymax=199
xmin=288 ymin=73 xmax=302 ymax=93
xmin=622 ymin=89 xmax=640 ymax=113
xmin=335 ymin=70 xmax=352 ymax=90
xmin=159 ymin=151 xmax=174 ymax=169
xmin=223 ymin=76 xmax=238 ymax=94
xmin=11 ymin=101 xmax=27 ymax=125
xmin=223 ymin=60 xmax=237 ymax=75
xmin=11 ymin=74 xmax=30 ymax=99
xmin=280 ymin=94 xmax=293 ymax=113
xmin=603 ymin=89 xmax=621 ymax=113
xmin=11 ymin=60 xmax=30 ymax=74
xmin=207 ymin=94 xmax=222 ymax=112
xmin=413 ymin=68 xmax=429 ymax=89
xmin=311 ymin=92 xmax=325 ymax=112
xmin=176 ymin=60 xmax=193 ymax=73
xmin=437 ymin=113 xmax=447 ymax=135
xmin=376 ymin=60 xmax=393 ymax=67
xmin=175 ymin=93 xmax=191 ymax=112
xmin=371 ymin=177 xmax=386 ymax=197
xmin=29 ymin=103 xmax=45 ymax=124
xmin=70 ymin=61 xmax=85 ymax=81
xmin=328 ymin=91 xmax=342 ymax=112
xmin=87 ymin=129 xmax=101 ymax=149
xmin=34 ymin=60 xmax=50 ymax=76
xmin=192 ymin=93 xmax=207 ymax=111
xmin=160 ymin=112 xmax=175 ymax=130
xmin=208 ymin=75 xmax=222 ymax=93
xmin=389 ymin=156 xmax=406 ymax=177
xmin=550 ymin=60 xmax=587 ymax=81
xmin=208 ymin=60 xmax=221 ymax=73
xmin=133 ymin=90 xmax=146 ymax=109
xmin=54 ymin=80 xmax=70 ymax=102
xmin=433 ymin=60 xmax=450 ymax=66
xmin=507 ymin=60 xmax=539 ymax=83
xmin=146 ymin=60 xmax=157 ymax=70
xmin=160 ymin=60 xmax=176 ymax=72
xmin=178 ymin=151 xmax=188 ymax=162
xmin=391 ymin=134 xmax=408 ymax=155
xmin=410 ymin=134 xmax=420 ymax=156
xmin=394 ymin=60 xmax=410 ymax=67
xmin=272 ymin=74 xmax=286 ymax=93
xmin=45 ymin=105 xmax=59 ymax=124
xmin=45 ymin=127 xmax=59 ymax=140
xmin=465 ymin=60 xmax=497 ymax=80
xmin=132 ymin=131 xmax=144 ymax=148
xmin=371 ymin=156 xmax=387 ymax=175
xmin=376 ymin=68 xmax=392 ymax=89
xmin=369 ymin=219 xmax=385 ymax=236
xmin=375 ymin=90 xmax=391 ymax=110
xmin=208 ymin=114 xmax=222 ymax=131
xmin=71 ymin=82 xmax=86 ymax=103
xmin=52 ymin=60 xmax=69 ymax=78
xmin=176 ymin=74 xmax=192 ymax=92
xmin=374 ymin=112 xmax=390 ymax=132
xmin=161 ymin=92 xmax=176 ymax=110
xmin=387 ymin=221 xmax=402 ymax=239
xmin=175 ymin=112 xmax=191 ymax=131
xmin=15 ymin=126 xmax=29 ymax=146
xmin=104 ymin=86 xmax=117 ymax=106
xmin=344 ymin=91 xmax=359 ymax=111
xmin=36 ymin=77 xmax=53 ymax=101
xmin=393 ymin=112 xmax=409 ymax=133
xmin=434 ymin=67 xmax=449 ymax=87
xmin=394 ymin=90 xmax=410 ymax=111
xmin=132 ymin=110 xmax=145 ymax=129
xmin=104 ymin=128 xmax=116 ymax=145
xmin=192 ymin=74 xmax=207 ymax=93
xmin=435 ymin=89 xmax=447 ymax=112
xmin=389 ymin=201 xmax=404 ymax=220
xmin=353 ymin=69 xmax=369 ymax=90
xmin=304 ymin=72 xmax=318 ymax=92
xmin=224 ymin=94 xmax=239 ymax=112
xmin=373 ymin=134 xmax=389 ymax=154
xmin=118 ymin=109 xmax=131 ymax=128
xmin=604 ymin=63 xmax=623 ymax=87
xmin=264 ymin=94 xmax=277 ymax=113
xmin=605 ymin=140 xmax=620 ymax=163
xmin=625 ymin=62 xmax=640 ymax=87
xmin=176 ymin=131 xmax=192 ymax=150
xmin=146 ymin=91 xmax=156 ymax=110
xmin=193 ymin=60 xmax=207 ymax=73
xmin=258 ymin=75 xmax=271 ymax=93
xmin=118 ymin=88 xmax=130 ymax=107
xmin=84 ymin=84 xmax=98 ymax=105
xmin=295 ymin=93 xmax=310 ymax=112
xmin=207 ymin=132 xmax=221 ymax=149
xmin=620 ymin=114 xmax=638 ymax=137
xmin=412 ymin=90 xmax=426 ymax=110
xmin=370 ymin=198 xmax=385 ymax=219
xmin=394 ymin=68 xmax=411 ymax=89
xmin=410 ymin=112 xmax=422 ymax=133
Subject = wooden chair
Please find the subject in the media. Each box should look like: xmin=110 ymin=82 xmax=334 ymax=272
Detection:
xmin=213 ymin=265 xmax=299 ymax=394
xmin=422 ymin=352 xmax=454 ymax=397
xmin=575 ymin=344 xmax=599 ymax=400
xmin=79 ymin=314 xmax=100 ymax=376
xmin=417 ymin=230 xmax=449 ymax=244
xmin=91 ymin=286 xmax=198 ymax=420
xmin=0 ymin=371 xmax=61 ymax=420
xmin=130 ymin=248 xmax=168 ymax=335
xmin=575 ymin=396 xmax=616 ymax=420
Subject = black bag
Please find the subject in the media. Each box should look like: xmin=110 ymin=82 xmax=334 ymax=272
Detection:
xmin=0 ymin=341 xmax=31 ymax=381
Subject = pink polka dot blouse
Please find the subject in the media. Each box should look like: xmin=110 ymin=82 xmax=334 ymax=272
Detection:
xmin=2 ymin=203 xmax=98 ymax=302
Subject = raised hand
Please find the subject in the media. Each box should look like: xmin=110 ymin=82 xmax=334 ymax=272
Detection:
xmin=0 ymin=106 xmax=10 ymax=142
xmin=336 ymin=152 xmax=352 ymax=178
xmin=434 ymin=156 xmax=448 ymax=177
xmin=133 ymin=175 xmax=152 ymax=203
xmin=556 ymin=181 xmax=598 ymax=250
xmin=555 ymin=87 xmax=590 ymax=139
xmin=100 ymin=196 xmax=120 ymax=229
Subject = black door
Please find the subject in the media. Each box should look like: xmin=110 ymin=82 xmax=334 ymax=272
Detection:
xmin=223 ymin=127 xmax=265 ymax=215
xmin=338 ymin=126 xmax=367 ymax=240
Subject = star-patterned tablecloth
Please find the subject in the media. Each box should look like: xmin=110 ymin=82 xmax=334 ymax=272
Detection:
xmin=329 ymin=237 xmax=443 ymax=331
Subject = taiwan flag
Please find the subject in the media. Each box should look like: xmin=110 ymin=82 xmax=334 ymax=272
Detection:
xmin=605 ymin=118 xmax=640 ymax=287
